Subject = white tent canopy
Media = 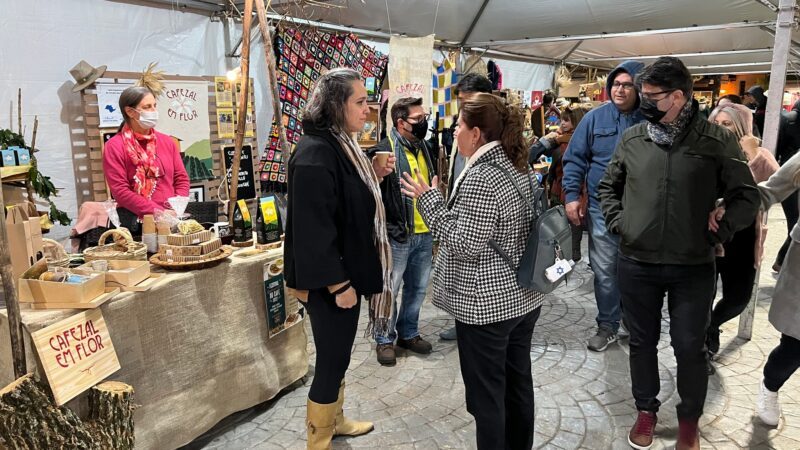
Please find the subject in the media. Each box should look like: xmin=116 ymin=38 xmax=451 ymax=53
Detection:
xmin=133 ymin=0 xmax=797 ymax=74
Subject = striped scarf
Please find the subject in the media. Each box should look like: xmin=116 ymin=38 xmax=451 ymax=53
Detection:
xmin=333 ymin=130 xmax=393 ymax=336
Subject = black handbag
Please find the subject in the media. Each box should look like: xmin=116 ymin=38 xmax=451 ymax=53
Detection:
xmin=487 ymin=163 xmax=573 ymax=293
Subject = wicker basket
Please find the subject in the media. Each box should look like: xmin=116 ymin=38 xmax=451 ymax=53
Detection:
xmin=41 ymin=238 xmax=71 ymax=268
xmin=83 ymin=228 xmax=147 ymax=262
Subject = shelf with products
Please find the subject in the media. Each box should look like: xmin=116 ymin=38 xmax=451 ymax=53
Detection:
xmin=358 ymin=102 xmax=382 ymax=150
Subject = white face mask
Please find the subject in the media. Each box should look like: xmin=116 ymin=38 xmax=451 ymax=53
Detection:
xmin=136 ymin=109 xmax=159 ymax=129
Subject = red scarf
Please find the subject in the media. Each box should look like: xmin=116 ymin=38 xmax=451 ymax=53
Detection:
xmin=120 ymin=124 xmax=159 ymax=200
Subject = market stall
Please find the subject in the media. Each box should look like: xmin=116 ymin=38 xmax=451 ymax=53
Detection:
xmin=0 ymin=248 xmax=307 ymax=449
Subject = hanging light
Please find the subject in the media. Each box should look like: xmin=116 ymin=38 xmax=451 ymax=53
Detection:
xmin=226 ymin=66 xmax=242 ymax=81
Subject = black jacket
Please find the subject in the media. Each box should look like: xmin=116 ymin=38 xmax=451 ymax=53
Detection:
xmin=284 ymin=121 xmax=383 ymax=295
xmin=598 ymin=103 xmax=760 ymax=265
xmin=369 ymin=134 xmax=436 ymax=243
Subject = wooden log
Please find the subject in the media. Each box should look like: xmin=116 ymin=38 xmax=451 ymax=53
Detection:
xmin=0 ymin=374 xmax=96 ymax=449
xmin=17 ymin=88 xmax=22 ymax=136
xmin=0 ymin=376 xmax=136 ymax=450
xmin=85 ymin=382 xmax=136 ymax=450
xmin=228 ymin=0 xmax=254 ymax=221
xmin=0 ymin=181 xmax=26 ymax=379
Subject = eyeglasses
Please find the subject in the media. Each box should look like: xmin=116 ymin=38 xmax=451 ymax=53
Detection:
xmin=405 ymin=114 xmax=430 ymax=123
xmin=611 ymin=82 xmax=635 ymax=91
xmin=639 ymin=89 xmax=676 ymax=101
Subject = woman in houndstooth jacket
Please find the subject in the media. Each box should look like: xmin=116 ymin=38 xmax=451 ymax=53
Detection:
xmin=401 ymin=93 xmax=544 ymax=450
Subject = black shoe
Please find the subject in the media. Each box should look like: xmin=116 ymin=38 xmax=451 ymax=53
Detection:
xmin=707 ymin=328 xmax=720 ymax=356
xmin=397 ymin=336 xmax=433 ymax=354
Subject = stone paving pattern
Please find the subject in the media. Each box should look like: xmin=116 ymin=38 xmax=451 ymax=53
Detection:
xmin=184 ymin=211 xmax=800 ymax=449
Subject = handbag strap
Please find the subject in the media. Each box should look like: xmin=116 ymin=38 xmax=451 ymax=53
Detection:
xmin=485 ymin=162 xmax=546 ymax=270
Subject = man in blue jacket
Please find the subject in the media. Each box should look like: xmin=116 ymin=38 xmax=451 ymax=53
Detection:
xmin=562 ymin=60 xmax=644 ymax=352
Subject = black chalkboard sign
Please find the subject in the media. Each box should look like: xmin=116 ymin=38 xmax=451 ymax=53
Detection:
xmin=223 ymin=144 xmax=256 ymax=200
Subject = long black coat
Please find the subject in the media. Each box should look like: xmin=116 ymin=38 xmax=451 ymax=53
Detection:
xmin=284 ymin=121 xmax=384 ymax=295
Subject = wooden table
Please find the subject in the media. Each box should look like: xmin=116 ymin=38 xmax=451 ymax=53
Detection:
xmin=0 ymin=249 xmax=308 ymax=449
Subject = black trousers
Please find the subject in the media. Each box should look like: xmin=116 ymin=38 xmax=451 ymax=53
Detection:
xmin=618 ymin=256 xmax=715 ymax=419
xmin=456 ymin=307 xmax=541 ymax=450
xmin=710 ymin=222 xmax=757 ymax=331
xmin=777 ymin=191 xmax=799 ymax=266
xmin=764 ymin=333 xmax=800 ymax=392
xmin=304 ymin=289 xmax=361 ymax=404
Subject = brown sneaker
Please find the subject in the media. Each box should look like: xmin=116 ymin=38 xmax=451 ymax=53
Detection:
xmin=376 ymin=344 xmax=396 ymax=366
xmin=397 ymin=336 xmax=433 ymax=354
xmin=677 ymin=418 xmax=700 ymax=450
xmin=628 ymin=411 xmax=657 ymax=449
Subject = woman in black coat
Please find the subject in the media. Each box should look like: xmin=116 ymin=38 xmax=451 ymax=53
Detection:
xmin=284 ymin=67 xmax=395 ymax=450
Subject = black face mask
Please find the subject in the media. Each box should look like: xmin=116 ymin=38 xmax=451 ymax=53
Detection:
xmin=639 ymin=97 xmax=669 ymax=124
xmin=406 ymin=120 xmax=429 ymax=141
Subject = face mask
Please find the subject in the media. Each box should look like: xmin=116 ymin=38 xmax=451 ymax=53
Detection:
xmin=136 ymin=109 xmax=159 ymax=129
xmin=639 ymin=97 xmax=670 ymax=124
xmin=406 ymin=120 xmax=428 ymax=141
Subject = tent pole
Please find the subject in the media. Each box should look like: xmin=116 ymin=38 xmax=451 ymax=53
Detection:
xmin=228 ymin=0 xmax=254 ymax=221
xmin=254 ymin=0 xmax=290 ymax=158
xmin=739 ymin=0 xmax=797 ymax=341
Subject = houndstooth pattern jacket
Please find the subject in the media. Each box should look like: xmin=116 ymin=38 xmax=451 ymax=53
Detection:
xmin=417 ymin=144 xmax=545 ymax=325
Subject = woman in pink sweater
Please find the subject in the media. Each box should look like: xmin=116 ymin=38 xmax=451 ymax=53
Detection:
xmin=103 ymin=86 xmax=189 ymax=224
xmin=705 ymin=103 xmax=779 ymax=370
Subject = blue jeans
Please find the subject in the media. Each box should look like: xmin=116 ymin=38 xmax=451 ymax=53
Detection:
xmin=587 ymin=202 xmax=622 ymax=331
xmin=374 ymin=232 xmax=433 ymax=345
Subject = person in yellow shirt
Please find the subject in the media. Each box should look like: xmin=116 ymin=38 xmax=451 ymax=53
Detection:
xmin=369 ymin=96 xmax=436 ymax=366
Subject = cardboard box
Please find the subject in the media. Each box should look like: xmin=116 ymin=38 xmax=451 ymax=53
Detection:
xmin=74 ymin=260 xmax=150 ymax=287
xmin=163 ymin=248 xmax=222 ymax=263
xmin=159 ymin=238 xmax=221 ymax=257
xmin=18 ymin=272 xmax=106 ymax=304
xmin=5 ymin=204 xmax=43 ymax=280
xmin=142 ymin=215 xmax=156 ymax=234
xmin=15 ymin=148 xmax=30 ymax=165
xmin=1 ymin=149 xmax=17 ymax=167
xmin=166 ymin=230 xmax=214 ymax=246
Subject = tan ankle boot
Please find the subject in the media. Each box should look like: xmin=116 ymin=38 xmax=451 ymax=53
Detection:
xmin=334 ymin=382 xmax=374 ymax=436
xmin=306 ymin=398 xmax=337 ymax=450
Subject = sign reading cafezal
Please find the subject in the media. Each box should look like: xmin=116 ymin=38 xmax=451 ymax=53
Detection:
xmin=157 ymin=80 xmax=213 ymax=172
xmin=30 ymin=309 xmax=121 ymax=405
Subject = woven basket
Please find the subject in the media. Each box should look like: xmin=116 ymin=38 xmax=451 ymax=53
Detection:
xmin=42 ymin=238 xmax=70 ymax=268
xmin=83 ymin=227 xmax=147 ymax=262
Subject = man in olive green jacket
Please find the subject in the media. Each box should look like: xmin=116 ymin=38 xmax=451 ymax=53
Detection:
xmin=597 ymin=57 xmax=759 ymax=450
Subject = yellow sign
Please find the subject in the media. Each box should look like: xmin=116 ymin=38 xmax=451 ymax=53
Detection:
xmin=30 ymin=309 xmax=121 ymax=405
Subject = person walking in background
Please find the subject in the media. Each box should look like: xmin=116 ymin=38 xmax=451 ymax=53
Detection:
xmin=401 ymin=94 xmax=544 ymax=450
xmin=562 ymin=60 xmax=645 ymax=352
xmin=743 ymin=85 xmax=768 ymax=137
xmin=705 ymin=104 xmax=779 ymax=373
xmin=369 ymin=96 xmax=436 ymax=366
xmin=599 ymin=57 xmax=759 ymax=450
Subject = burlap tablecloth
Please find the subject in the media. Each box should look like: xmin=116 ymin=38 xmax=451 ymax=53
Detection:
xmin=0 ymin=250 xmax=309 ymax=449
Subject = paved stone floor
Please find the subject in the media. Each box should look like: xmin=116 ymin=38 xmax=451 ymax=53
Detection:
xmin=185 ymin=211 xmax=800 ymax=449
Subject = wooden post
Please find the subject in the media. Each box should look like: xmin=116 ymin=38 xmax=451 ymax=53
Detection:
xmin=0 ymin=177 xmax=26 ymax=378
xmin=228 ymin=0 xmax=254 ymax=221
xmin=17 ymin=88 xmax=22 ymax=136
xmin=254 ymin=0 xmax=291 ymax=157
xmin=25 ymin=116 xmax=38 ymax=202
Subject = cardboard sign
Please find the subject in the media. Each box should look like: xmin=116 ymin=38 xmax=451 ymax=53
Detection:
xmin=224 ymin=144 xmax=256 ymax=200
xmin=30 ymin=309 xmax=121 ymax=405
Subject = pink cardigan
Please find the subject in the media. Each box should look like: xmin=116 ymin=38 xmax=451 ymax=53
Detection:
xmin=103 ymin=130 xmax=190 ymax=218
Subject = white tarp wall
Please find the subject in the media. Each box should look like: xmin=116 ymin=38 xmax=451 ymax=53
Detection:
xmin=0 ymin=0 xmax=275 ymax=239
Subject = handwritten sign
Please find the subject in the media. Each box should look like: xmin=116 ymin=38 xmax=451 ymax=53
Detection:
xmin=30 ymin=309 xmax=120 ymax=405
xmin=224 ymin=144 xmax=256 ymax=200
xmin=387 ymin=34 xmax=434 ymax=131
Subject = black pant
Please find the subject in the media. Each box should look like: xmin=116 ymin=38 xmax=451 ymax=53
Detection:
xmin=764 ymin=333 xmax=800 ymax=392
xmin=456 ymin=308 xmax=541 ymax=450
xmin=304 ymin=289 xmax=361 ymax=404
xmin=618 ymin=256 xmax=715 ymax=419
xmin=710 ymin=222 xmax=757 ymax=331
xmin=777 ymin=191 xmax=799 ymax=266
